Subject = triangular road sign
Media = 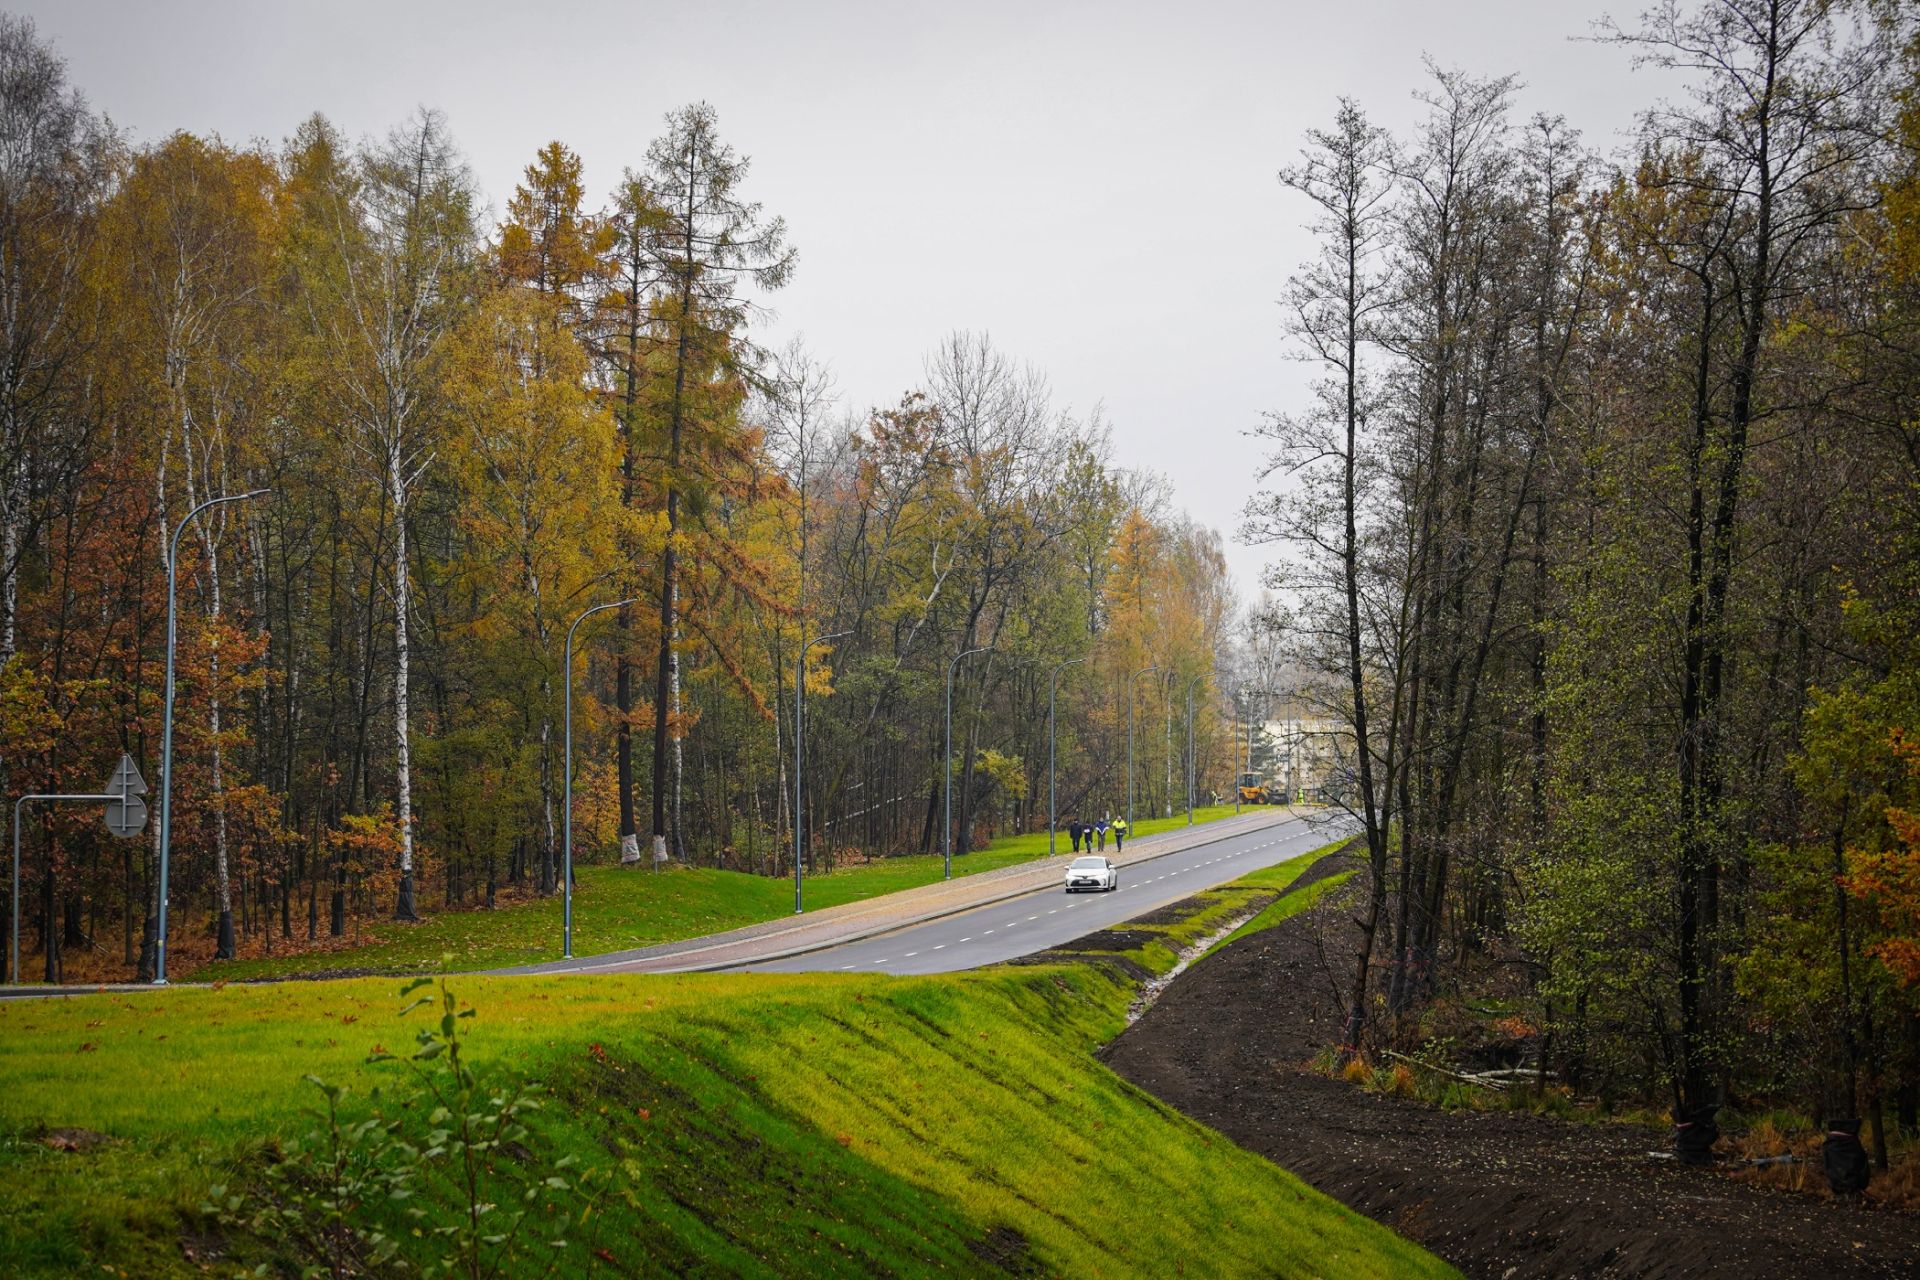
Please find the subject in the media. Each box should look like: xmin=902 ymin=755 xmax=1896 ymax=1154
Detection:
xmin=105 ymin=753 xmax=148 ymax=797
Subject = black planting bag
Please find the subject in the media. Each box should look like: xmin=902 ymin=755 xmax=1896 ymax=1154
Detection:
xmin=1823 ymin=1118 xmax=1871 ymax=1194
xmin=1673 ymin=1104 xmax=1720 ymax=1166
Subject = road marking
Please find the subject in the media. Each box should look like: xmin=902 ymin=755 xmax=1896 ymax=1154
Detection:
xmin=933 ymin=944 xmax=946 ymax=951
xmin=1047 ymin=909 xmax=1058 ymax=915
xmin=840 ymin=964 xmax=856 ymax=970
xmin=959 ymin=936 xmax=972 ymax=942
xmin=904 ymin=952 xmax=918 ymax=958
xmin=984 ymin=929 xmax=995 ymax=934
xmin=1027 ymin=915 xmax=1039 ymax=921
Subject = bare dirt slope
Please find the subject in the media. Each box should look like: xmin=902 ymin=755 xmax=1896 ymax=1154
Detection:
xmin=1102 ymin=852 xmax=1920 ymax=1280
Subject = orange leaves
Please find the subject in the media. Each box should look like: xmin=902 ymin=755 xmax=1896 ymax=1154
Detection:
xmin=1844 ymin=731 xmax=1920 ymax=987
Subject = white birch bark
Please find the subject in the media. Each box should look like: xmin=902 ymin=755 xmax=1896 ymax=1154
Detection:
xmin=388 ymin=442 xmax=417 ymax=918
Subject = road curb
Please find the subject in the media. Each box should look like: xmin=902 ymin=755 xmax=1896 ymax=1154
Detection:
xmin=557 ymin=807 xmax=1321 ymax=976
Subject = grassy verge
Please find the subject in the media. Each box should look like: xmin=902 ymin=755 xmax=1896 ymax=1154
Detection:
xmin=0 ymin=950 xmax=1455 ymax=1277
xmin=1027 ymin=838 xmax=1350 ymax=975
xmin=189 ymin=804 xmax=1259 ymax=981
xmin=1207 ymin=864 xmax=1357 ymax=956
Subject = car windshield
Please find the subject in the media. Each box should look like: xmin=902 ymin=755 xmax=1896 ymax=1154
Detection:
xmin=1070 ymin=857 xmax=1106 ymax=869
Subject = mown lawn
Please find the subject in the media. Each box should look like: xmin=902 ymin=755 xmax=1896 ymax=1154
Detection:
xmin=0 ymin=841 xmax=1454 ymax=1280
xmin=191 ymin=804 xmax=1258 ymax=981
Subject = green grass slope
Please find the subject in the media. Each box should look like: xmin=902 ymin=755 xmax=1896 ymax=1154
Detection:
xmin=1 ymin=912 xmax=1452 ymax=1278
xmin=191 ymin=804 xmax=1257 ymax=981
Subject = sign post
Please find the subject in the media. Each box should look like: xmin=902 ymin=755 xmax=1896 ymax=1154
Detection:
xmin=10 ymin=754 xmax=148 ymax=984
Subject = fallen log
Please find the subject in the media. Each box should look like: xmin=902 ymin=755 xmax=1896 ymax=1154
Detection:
xmin=1382 ymin=1049 xmax=1508 ymax=1091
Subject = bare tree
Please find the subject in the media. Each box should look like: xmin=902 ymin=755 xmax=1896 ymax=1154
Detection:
xmin=1243 ymin=100 xmax=1397 ymax=1052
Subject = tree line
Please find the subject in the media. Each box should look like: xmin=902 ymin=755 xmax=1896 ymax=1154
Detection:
xmin=1249 ymin=0 xmax=1920 ymax=1162
xmin=0 ymin=13 xmax=1235 ymax=982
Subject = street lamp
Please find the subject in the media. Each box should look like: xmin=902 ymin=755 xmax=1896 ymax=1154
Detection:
xmin=1162 ymin=670 xmax=1176 ymax=819
xmin=154 ymin=488 xmax=268 ymax=985
xmin=1184 ymin=674 xmax=1206 ymax=825
xmin=794 ymin=629 xmax=850 ymax=913
xmin=943 ymin=645 xmax=993 ymax=879
xmin=563 ymin=597 xmax=635 ymax=959
xmin=1047 ymin=656 xmax=1088 ymax=857
xmin=1126 ymin=665 xmax=1157 ymax=827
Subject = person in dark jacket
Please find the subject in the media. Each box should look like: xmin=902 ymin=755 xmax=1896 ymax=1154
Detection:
xmin=1068 ymin=820 xmax=1084 ymax=853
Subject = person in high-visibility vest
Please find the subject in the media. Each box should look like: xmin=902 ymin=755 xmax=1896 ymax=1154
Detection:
xmin=1112 ymin=815 xmax=1129 ymax=851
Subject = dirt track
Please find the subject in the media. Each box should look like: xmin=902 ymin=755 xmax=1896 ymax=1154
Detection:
xmin=1102 ymin=851 xmax=1920 ymax=1280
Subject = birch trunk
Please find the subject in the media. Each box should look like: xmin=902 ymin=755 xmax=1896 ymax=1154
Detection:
xmin=200 ymin=525 xmax=234 ymax=959
xmin=389 ymin=444 xmax=418 ymax=920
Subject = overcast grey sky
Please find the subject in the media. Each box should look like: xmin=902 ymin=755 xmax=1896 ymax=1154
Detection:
xmin=22 ymin=0 xmax=1676 ymax=597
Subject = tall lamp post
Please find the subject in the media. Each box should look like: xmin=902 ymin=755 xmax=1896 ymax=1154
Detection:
xmin=1126 ymin=664 xmax=1157 ymax=827
xmin=561 ymin=597 xmax=635 ymax=960
xmin=1231 ymin=687 xmax=1243 ymax=814
xmin=154 ymin=488 xmax=269 ymax=985
xmin=1047 ymin=655 xmax=1088 ymax=857
xmin=943 ymin=645 xmax=993 ymax=879
xmin=1162 ymin=670 xmax=1176 ymax=819
xmin=1183 ymin=674 xmax=1205 ymax=825
xmin=794 ymin=629 xmax=850 ymax=913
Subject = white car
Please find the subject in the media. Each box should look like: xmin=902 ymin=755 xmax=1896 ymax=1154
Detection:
xmin=1065 ymin=855 xmax=1118 ymax=893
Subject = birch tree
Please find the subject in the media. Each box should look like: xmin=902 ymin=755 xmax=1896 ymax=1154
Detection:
xmin=300 ymin=108 xmax=475 ymax=919
xmin=0 ymin=14 xmax=99 ymax=717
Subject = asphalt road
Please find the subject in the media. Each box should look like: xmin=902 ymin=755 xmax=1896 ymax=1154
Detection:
xmin=743 ymin=811 xmax=1353 ymax=975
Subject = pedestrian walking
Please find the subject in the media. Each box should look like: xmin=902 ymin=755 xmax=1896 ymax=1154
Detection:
xmin=1112 ymin=814 xmax=1129 ymax=852
xmin=1096 ymin=818 xmax=1108 ymax=852
xmin=1068 ymin=820 xmax=1084 ymax=853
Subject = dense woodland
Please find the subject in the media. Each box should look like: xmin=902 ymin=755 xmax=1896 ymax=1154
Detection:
xmin=0 ymin=15 xmax=1236 ymax=983
xmin=1246 ymin=0 xmax=1920 ymax=1160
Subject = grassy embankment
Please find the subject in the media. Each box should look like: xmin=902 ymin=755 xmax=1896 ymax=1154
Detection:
xmin=193 ymin=803 xmax=1259 ymax=981
xmin=0 ymin=838 xmax=1453 ymax=1279
xmin=1206 ymin=845 xmax=1359 ymax=956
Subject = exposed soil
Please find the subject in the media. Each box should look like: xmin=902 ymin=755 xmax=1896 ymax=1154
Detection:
xmin=1052 ymin=928 xmax=1158 ymax=953
xmin=1103 ymin=851 xmax=1920 ymax=1280
xmin=35 ymin=1125 xmax=114 ymax=1152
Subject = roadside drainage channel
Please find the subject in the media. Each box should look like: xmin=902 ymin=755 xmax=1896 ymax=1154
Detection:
xmin=1121 ymin=901 xmax=1275 ymax=1026
xmin=1117 ymin=844 xmax=1362 ymax=1026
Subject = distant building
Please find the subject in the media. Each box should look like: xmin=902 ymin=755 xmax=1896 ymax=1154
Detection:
xmin=1260 ymin=713 xmax=1354 ymax=801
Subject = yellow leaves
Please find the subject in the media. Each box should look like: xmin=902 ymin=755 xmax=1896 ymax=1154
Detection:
xmin=0 ymin=657 xmax=58 ymax=759
xmin=498 ymin=140 xmax=612 ymax=297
